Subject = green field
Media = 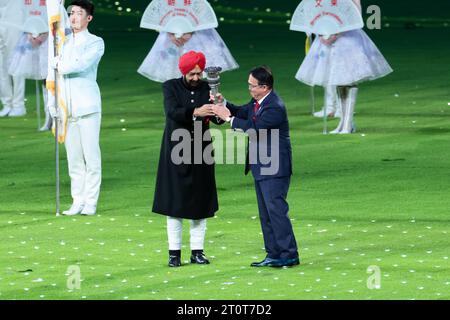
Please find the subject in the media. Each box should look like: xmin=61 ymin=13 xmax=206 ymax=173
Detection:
xmin=0 ymin=0 xmax=449 ymax=300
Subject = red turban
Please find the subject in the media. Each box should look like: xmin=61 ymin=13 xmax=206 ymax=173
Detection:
xmin=178 ymin=51 xmax=206 ymax=75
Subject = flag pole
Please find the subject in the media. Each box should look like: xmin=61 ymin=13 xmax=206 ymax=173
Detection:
xmin=52 ymin=19 xmax=60 ymax=217
xmin=36 ymin=80 xmax=41 ymax=131
xmin=306 ymin=34 xmax=315 ymax=116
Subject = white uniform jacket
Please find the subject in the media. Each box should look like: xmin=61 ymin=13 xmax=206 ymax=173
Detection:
xmin=58 ymin=29 xmax=104 ymax=117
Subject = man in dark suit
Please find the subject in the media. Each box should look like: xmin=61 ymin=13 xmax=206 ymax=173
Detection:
xmin=212 ymin=66 xmax=299 ymax=267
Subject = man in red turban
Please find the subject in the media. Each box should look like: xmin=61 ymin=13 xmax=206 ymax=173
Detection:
xmin=178 ymin=51 xmax=206 ymax=75
xmin=152 ymin=50 xmax=224 ymax=268
xmin=178 ymin=50 xmax=206 ymax=88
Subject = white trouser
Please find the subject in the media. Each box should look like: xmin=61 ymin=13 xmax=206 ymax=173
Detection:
xmin=65 ymin=112 xmax=102 ymax=207
xmin=167 ymin=217 xmax=206 ymax=251
xmin=0 ymin=47 xmax=25 ymax=109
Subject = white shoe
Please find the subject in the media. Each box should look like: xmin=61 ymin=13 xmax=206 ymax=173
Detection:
xmin=0 ymin=106 xmax=12 ymax=117
xmin=81 ymin=205 xmax=96 ymax=216
xmin=8 ymin=107 xmax=26 ymax=117
xmin=62 ymin=203 xmax=84 ymax=216
xmin=329 ymin=128 xmax=341 ymax=134
xmin=313 ymin=106 xmax=336 ymax=118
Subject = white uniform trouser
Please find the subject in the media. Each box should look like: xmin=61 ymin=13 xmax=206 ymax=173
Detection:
xmin=0 ymin=48 xmax=25 ymax=109
xmin=167 ymin=217 xmax=206 ymax=251
xmin=65 ymin=112 xmax=102 ymax=207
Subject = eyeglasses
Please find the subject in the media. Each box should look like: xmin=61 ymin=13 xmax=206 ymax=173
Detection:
xmin=248 ymin=83 xmax=264 ymax=90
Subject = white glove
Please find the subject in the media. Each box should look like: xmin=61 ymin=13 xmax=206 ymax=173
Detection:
xmin=49 ymin=56 xmax=60 ymax=70
xmin=48 ymin=105 xmax=62 ymax=119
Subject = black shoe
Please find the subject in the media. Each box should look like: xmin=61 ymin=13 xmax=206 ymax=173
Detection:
xmin=190 ymin=252 xmax=210 ymax=264
xmin=168 ymin=255 xmax=181 ymax=267
xmin=284 ymin=257 xmax=300 ymax=267
xmin=251 ymin=257 xmax=281 ymax=267
xmin=251 ymin=257 xmax=300 ymax=268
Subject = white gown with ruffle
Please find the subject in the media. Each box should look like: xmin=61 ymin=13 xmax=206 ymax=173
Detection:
xmin=138 ymin=29 xmax=238 ymax=82
xmin=8 ymin=33 xmax=48 ymax=80
xmin=296 ymin=29 xmax=392 ymax=86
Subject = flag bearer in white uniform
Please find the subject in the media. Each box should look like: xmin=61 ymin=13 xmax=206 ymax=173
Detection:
xmin=49 ymin=0 xmax=104 ymax=215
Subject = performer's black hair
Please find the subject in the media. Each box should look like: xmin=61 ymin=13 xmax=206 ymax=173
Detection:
xmin=70 ymin=0 xmax=95 ymax=16
xmin=250 ymin=66 xmax=274 ymax=89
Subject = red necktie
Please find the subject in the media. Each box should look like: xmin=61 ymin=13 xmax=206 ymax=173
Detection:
xmin=254 ymin=101 xmax=260 ymax=113
xmin=253 ymin=101 xmax=260 ymax=121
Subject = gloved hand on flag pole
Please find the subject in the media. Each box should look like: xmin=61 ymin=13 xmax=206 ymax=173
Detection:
xmin=49 ymin=55 xmax=60 ymax=71
xmin=48 ymin=104 xmax=62 ymax=119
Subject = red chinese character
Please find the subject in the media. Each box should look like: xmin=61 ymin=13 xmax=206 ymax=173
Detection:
xmin=184 ymin=0 xmax=191 ymax=5
xmin=40 ymin=0 xmax=46 ymax=6
xmin=25 ymin=0 xmax=32 ymax=5
xmin=315 ymin=0 xmax=323 ymax=7
xmin=167 ymin=0 xmax=175 ymax=6
xmin=331 ymin=0 xmax=338 ymax=6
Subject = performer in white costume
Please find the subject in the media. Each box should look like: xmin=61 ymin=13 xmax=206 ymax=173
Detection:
xmin=49 ymin=0 xmax=104 ymax=215
xmin=293 ymin=0 xmax=392 ymax=133
xmin=0 ymin=0 xmax=26 ymax=117
xmin=137 ymin=0 xmax=238 ymax=82
xmin=8 ymin=0 xmax=50 ymax=129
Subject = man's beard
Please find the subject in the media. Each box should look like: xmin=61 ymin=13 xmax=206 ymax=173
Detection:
xmin=188 ymin=79 xmax=200 ymax=87
xmin=185 ymin=78 xmax=201 ymax=87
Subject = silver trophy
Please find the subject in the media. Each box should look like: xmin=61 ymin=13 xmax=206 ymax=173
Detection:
xmin=204 ymin=66 xmax=222 ymax=104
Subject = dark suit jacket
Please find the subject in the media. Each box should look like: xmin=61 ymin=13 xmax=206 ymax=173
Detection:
xmin=227 ymin=90 xmax=292 ymax=181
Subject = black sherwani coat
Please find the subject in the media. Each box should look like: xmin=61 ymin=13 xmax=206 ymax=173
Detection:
xmin=152 ymin=78 xmax=222 ymax=220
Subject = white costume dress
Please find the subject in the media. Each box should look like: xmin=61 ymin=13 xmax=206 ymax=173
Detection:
xmin=0 ymin=0 xmax=26 ymax=116
xmin=296 ymin=29 xmax=392 ymax=87
xmin=57 ymin=29 xmax=105 ymax=211
xmin=296 ymin=17 xmax=393 ymax=134
xmin=138 ymin=29 xmax=238 ymax=82
xmin=8 ymin=33 xmax=48 ymax=80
